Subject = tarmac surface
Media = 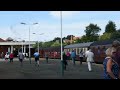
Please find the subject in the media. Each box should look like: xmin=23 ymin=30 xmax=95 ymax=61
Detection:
xmin=0 ymin=58 xmax=104 ymax=79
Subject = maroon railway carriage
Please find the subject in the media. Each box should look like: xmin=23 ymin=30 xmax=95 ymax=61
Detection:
xmin=39 ymin=46 xmax=63 ymax=59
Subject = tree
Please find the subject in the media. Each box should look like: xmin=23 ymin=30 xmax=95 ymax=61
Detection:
xmin=118 ymin=29 xmax=120 ymax=32
xmin=99 ymin=33 xmax=112 ymax=41
xmin=33 ymin=41 xmax=44 ymax=49
xmin=53 ymin=37 xmax=60 ymax=42
xmin=42 ymin=41 xmax=54 ymax=47
xmin=66 ymin=35 xmax=75 ymax=40
xmin=62 ymin=37 xmax=66 ymax=41
xmin=51 ymin=42 xmax=61 ymax=47
xmin=84 ymin=23 xmax=101 ymax=42
xmin=105 ymin=21 xmax=116 ymax=33
xmin=110 ymin=30 xmax=120 ymax=39
xmin=74 ymin=38 xmax=82 ymax=43
xmin=77 ymin=35 xmax=92 ymax=43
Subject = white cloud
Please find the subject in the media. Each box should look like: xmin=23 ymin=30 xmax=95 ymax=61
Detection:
xmin=49 ymin=11 xmax=80 ymax=19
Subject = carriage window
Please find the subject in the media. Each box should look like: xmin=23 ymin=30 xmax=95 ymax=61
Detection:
xmin=84 ymin=48 xmax=87 ymax=52
xmin=64 ymin=49 xmax=67 ymax=53
xmin=79 ymin=48 xmax=81 ymax=54
xmin=103 ymin=46 xmax=107 ymax=53
xmin=76 ymin=48 xmax=79 ymax=55
xmin=68 ymin=49 xmax=69 ymax=52
xmin=92 ymin=47 xmax=95 ymax=53
xmin=74 ymin=48 xmax=76 ymax=52
xmin=97 ymin=46 xmax=100 ymax=55
xmin=82 ymin=48 xmax=84 ymax=52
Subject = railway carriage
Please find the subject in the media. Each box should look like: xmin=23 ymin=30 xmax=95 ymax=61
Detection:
xmin=90 ymin=39 xmax=120 ymax=63
xmin=38 ymin=38 xmax=120 ymax=64
xmin=39 ymin=46 xmax=62 ymax=59
xmin=64 ymin=42 xmax=93 ymax=61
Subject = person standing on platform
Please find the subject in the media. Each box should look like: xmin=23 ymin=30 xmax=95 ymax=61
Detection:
xmin=85 ymin=49 xmax=94 ymax=72
xmin=5 ymin=52 xmax=9 ymax=63
xmin=18 ymin=51 xmax=24 ymax=66
xmin=71 ymin=50 xmax=76 ymax=65
xmin=63 ymin=52 xmax=68 ymax=70
xmin=34 ymin=50 xmax=40 ymax=66
xmin=1 ymin=52 xmax=4 ymax=60
xmin=79 ymin=50 xmax=84 ymax=65
xmin=9 ymin=52 xmax=14 ymax=63
xmin=45 ymin=52 xmax=49 ymax=63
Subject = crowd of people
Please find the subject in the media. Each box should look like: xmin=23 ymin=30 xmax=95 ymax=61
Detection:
xmin=3 ymin=52 xmax=14 ymax=63
xmin=0 ymin=51 xmax=27 ymax=66
xmin=57 ymin=47 xmax=94 ymax=72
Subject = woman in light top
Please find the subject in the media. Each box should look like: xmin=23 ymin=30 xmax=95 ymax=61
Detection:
xmin=103 ymin=47 xmax=120 ymax=79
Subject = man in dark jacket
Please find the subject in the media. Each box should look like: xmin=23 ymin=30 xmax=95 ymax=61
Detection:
xmin=63 ymin=52 xmax=68 ymax=70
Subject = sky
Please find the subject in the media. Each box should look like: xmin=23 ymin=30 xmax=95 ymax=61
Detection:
xmin=0 ymin=11 xmax=120 ymax=42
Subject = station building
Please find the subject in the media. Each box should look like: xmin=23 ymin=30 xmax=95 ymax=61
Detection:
xmin=0 ymin=37 xmax=36 ymax=58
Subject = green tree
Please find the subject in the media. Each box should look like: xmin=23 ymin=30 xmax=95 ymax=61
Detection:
xmin=99 ymin=33 xmax=112 ymax=41
xmin=85 ymin=23 xmax=101 ymax=36
xmin=105 ymin=21 xmax=116 ymax=33
xmin=53 ymin=37 xmax=60 ymax=42
xmin=81 ymin=35 xmax=88 ymax=42
xmin=66 ymin=35 xmax=75 ymax=40
xmin=118 ymin=29 xmax=120 ymax=32
xmin=74 ymin=38 xmax=82 ymax=43
xmin=110 ymin=30 xmax=120 ymax=39
xmin=51 ymin=42 xmax=61 ymax=47
xmin=84 ymin=23 xmax=101 ymax=42
xmin=65 ymin=41 xmax=71 ymax=45
xmin=42 ymin=41 xmax=53 ymax=47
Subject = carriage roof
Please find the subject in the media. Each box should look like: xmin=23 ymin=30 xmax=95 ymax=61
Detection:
xmin=64 ymin=42 xmax=93 ymax=49
xmin=90 ymin=38 xmax=120 ymax=46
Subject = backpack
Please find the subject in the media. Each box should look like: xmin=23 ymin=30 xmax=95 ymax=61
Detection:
xmin=19 ymin=53 xmax=24 ymax=59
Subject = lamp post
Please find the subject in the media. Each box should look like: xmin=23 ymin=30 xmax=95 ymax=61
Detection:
xmin=32 ymin=33 xmax=44 ymax=53
xmin=17 ymin=38 xmax=26 ymax=54
xmin=21 ymin=22 xmax=38 ymax=64
xmin=22 ymin=40 xmax=25 ymax=54
xmin=60 ymin=11 xmax=64 ymax=76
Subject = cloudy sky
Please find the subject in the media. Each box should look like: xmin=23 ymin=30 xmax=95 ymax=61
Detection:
xmin=0 ymin=11 xmax=120 ymax=42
